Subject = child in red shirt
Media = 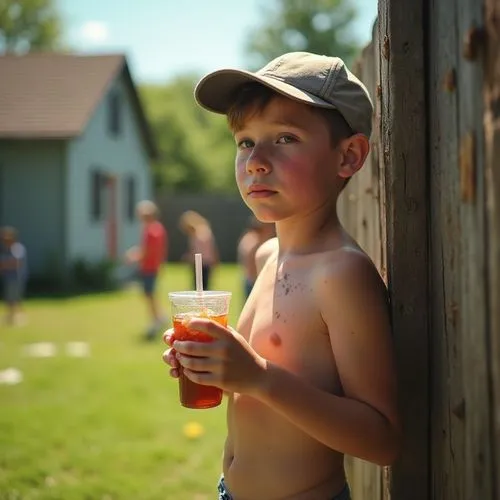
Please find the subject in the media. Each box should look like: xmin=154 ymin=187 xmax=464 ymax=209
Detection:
xmin=125 ymin=200 xmax=167 ymax=339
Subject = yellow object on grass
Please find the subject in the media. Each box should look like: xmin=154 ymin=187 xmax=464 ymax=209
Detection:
xmin=183 ymin=421 xmax=205 ymax=439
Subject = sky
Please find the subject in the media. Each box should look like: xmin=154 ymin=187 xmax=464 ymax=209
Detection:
xmin=57 ymin=0 xmax=378 ymax=84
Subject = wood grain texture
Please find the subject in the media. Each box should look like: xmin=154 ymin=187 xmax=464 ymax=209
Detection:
xmin=341 ymin=22 xmax=386 ymax=500
xmin=428 ymin=0 xmax=465 ymax=497
xmin=339 ymin=0 xmax=500 ymax=497
xmin=484 ymin=0 xmax=500 ymax=497
xmin=455 ymin=0 xmax=494 ymax=497
xmin=378 ymin=0 xmax=430 ymax=498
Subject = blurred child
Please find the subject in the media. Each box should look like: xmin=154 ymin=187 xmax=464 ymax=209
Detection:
xmin=237 ymin=215 xmax=275 ymax=298
xmin=125 ymin=200 xmax=167 ymax=339
xmin=0 ymin=226 xmax=28 ymax=326
xmin=178 ymin=210 xmax=219 ymax=290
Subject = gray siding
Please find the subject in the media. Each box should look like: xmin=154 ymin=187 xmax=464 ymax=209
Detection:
xmin=66 ymin=74 xmax=151 ymax=265
xmin=0 ymin=140 xmax=65 ymax=273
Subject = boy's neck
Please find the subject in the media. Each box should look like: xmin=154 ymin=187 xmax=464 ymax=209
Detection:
xmin=275 ymin=206 xmax=343 ymax=256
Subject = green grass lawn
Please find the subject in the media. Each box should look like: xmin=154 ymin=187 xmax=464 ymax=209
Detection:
xmin=0 ymin=264 xmax=246 ymax=500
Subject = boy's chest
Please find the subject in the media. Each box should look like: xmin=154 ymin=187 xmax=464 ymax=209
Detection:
xmin=237 ymin=263 xmax=336 ymax=385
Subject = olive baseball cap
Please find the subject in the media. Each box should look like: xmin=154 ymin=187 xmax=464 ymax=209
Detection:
xmin=195 ymin=51 xmax=374 ymax=138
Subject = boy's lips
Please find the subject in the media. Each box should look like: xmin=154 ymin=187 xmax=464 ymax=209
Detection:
xmin=247 ymin=184 xmax=277 ymax=198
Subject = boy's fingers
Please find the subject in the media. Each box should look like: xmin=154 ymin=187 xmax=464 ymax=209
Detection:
xmin=186 ymin=318 xmax=231 ymax=340
xmin=182 ymin=368 xmax=219 ymax=387
xmin=162 ymin=328 xmax=174 ymax=345
xmin=162 ymin=348 xmax=179 ymax=368
xmin=176 ymin=353 xmax=221 ymax=373
xmin=169 ymin=368 xmax=180 ymax=378
xmin=173 ymin=339 xmax=227 ymax=358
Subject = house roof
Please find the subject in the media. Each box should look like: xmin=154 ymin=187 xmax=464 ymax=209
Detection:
xmin=0 ymin=53 xmax=157 ymax=158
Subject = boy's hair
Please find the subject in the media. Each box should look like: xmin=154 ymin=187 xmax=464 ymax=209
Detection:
xmin=1 ymin=226 xmax=18 ymax=240
xmin=227 ymin=83 xmax=355 ymax=190
xmin=136 ymin=200 xmax=158 ymax=218
xmin=227 ymin=83 xmax=353 ymax=146
xmin=179 ymin=210 xmax=210 ymax=233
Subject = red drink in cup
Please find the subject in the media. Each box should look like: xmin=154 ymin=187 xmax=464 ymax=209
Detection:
xmin=168 ymin=291 xmax=232 ymax=409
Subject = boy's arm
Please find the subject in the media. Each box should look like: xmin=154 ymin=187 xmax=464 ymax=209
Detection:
xmin=0 ymin=257 xmax=18 ymax=270
xmin=125 ymin=246 xmax=143 ymax=264
xmin=2 ymin=244 xmax=25 ymax=270
xmin=164 ymin=229 xmax=168 ymax=262
xmin=212 ymin=236 xmax=220 ymax=266
xmin=254 ymin=252 xmax=401 ymax=466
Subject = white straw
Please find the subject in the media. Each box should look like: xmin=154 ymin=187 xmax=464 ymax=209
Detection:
xmin=195 ymin=253 xmax=203 ymax=292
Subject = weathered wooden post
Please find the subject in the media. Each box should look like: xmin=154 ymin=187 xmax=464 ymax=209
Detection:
xmin=484 ymin=0 xmax=500 ymax=496
xmin=378 ymin=0 xmax=430 ymax=499
xmin=344 ymin=0 xmax=500 ymax=497
xmin=428 ymin=0 xmax=466 ymax=496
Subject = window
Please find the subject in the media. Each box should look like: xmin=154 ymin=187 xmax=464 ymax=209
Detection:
xmin=108 ymin=91 xmax=122 ymax=136
xmin=91 ymin=170 xmax=104 ymax=221
xmin=126 ymin=176 xmax=136 ymax=222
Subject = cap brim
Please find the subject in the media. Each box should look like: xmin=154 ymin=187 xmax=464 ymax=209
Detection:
xmin=194 ymin=69 xmax=336 ymax=114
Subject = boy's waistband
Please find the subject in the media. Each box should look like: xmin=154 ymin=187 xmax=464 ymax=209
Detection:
xmin=217 ymin=476 xmax=351 ymax=500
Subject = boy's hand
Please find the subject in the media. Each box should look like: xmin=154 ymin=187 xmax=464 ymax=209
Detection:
xmin=124 ymin=246 xmax=140 ymax=264
xmin=164 ymin=319 xmax=267 ymax=395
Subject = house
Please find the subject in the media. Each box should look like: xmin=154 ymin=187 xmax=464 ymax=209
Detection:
xmin=0 ymin=53 xmax=157 ymax=279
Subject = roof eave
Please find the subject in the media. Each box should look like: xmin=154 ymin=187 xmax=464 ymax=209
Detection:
xmin=0 ymin=133 xmax=76 ymax=140
xmin=120 ymin=63 xmax=159 ymax=161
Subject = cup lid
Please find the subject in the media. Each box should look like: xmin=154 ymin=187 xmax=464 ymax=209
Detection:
xmin=168 ymin=291 xmax=232 ymax=299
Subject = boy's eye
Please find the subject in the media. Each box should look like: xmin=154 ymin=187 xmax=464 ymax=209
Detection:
xmin=237 ymin=139 xmax=254 ymax=149
xmin=277 ymin=135 xmax=296 ymax=144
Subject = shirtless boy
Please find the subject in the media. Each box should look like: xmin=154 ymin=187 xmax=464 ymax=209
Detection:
xmin=163 ymin=52 xmax=401 ymax=500
xmin=237 ymin=216 xmax=275 ymax=298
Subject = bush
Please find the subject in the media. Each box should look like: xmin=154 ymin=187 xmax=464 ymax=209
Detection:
xmin=25 ymin=251 xmax=66 ymax=296
xmin=71 ymin=258 xmax=118 ymax=292
xmin=27 ymin=257 xmax=118 ymax=296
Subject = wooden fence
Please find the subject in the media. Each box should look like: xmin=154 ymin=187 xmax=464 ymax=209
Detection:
xmin=340 ymin=0 xmax=500 ymax=498
xmin=338 ymin=20 xmax=387 ymax=499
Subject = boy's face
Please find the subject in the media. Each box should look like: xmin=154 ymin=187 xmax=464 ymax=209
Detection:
xmin=1 ymin=232 xmax=15 ymax=247
xmin=233 ymin=95 xmax=342 ymax=223
xmin=137 ymin=211 xmax=151 ymax=224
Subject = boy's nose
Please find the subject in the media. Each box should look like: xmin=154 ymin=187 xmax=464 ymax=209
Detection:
xmin=246 ymin=149 xmax=272 ymax=175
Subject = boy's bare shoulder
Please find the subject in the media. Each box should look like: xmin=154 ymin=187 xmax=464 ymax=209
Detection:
xmin=314 ymin=245 xmax=388 ymax=308
xmin=255 ymin=237 xmax=278 ymax=274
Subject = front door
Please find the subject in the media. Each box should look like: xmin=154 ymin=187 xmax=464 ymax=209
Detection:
xmin=105 ymin=175 xmax=118 ymax=259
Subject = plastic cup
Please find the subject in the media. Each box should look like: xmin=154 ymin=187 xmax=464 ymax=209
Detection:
xmin=168 ymin=291 xmax=232 ymax=409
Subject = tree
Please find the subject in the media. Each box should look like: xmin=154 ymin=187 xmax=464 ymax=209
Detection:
xmin=140 ymin=76 xmax=236 ymax=194
xmin=0 ymin=0 xmax=62 ymax=54
xmin=245 ymin=0 xmax=360 ymax=68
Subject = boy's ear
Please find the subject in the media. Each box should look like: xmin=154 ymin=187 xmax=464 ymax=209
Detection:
xmin=337 ymin=134 xmax=370 ymax=179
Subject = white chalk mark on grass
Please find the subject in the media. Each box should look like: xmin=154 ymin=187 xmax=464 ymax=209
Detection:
xmin=23 ymin=342 xmax=57 ymax=358
xmin=65 ymin=342 xmax=90 ymax=358
xmin=0 ymin=367 xmax=23 ymax=385
xmin=21 ymin=342 xmax=91 ymax=358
